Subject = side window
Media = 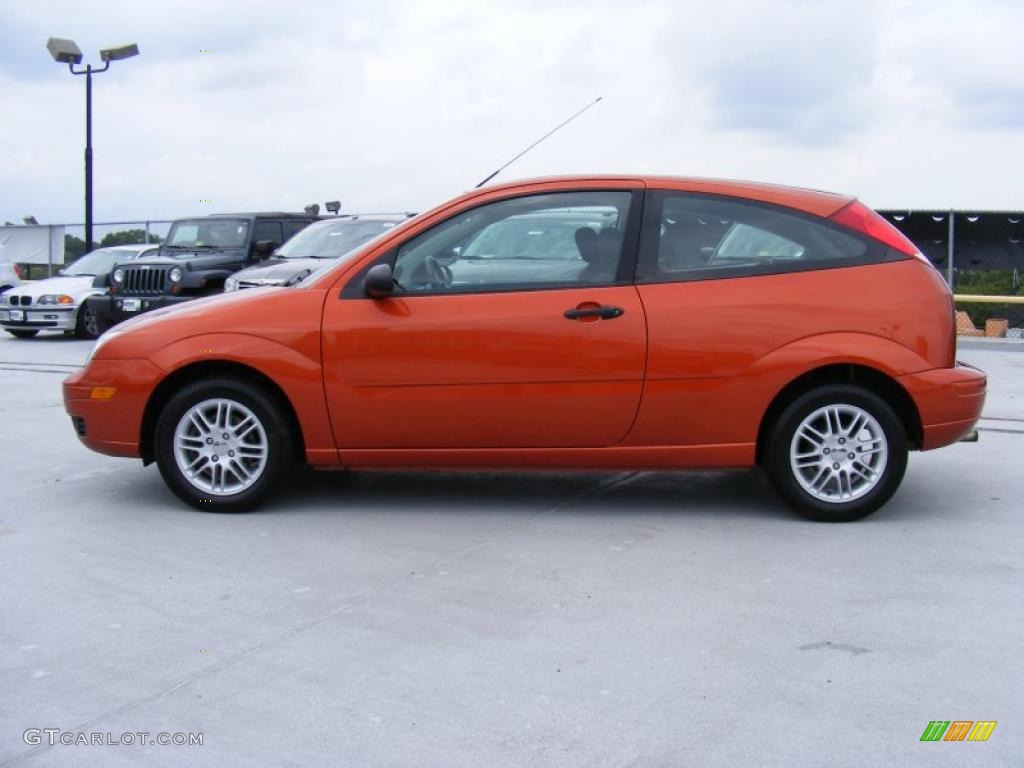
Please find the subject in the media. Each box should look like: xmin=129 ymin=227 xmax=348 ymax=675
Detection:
xmin=392 ymin=190 xmax=633 ymax=294
xmin=283 ymin=220 xmax=311 ymax=241
xmin=637 ymin=192 xmax=885 ymax=283
xmin=252 ymin=220 xmax=283 ymax=246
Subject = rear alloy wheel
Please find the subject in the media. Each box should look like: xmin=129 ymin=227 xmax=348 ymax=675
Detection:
xmin=76 ymin=304 xmax=106 ymax=340
xmin=6 ymin=329 xmax=38 ymax=339
xmin=766 ymin=384 xmax=907 ymax=522
xmin=154 ymin=377 xmax=295 ymax=511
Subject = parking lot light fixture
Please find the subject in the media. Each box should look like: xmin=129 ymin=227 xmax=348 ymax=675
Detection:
xmin=46 ymin=37 xmax=140 ymax=254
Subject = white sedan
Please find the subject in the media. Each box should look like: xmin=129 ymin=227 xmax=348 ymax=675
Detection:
xmin=0 ymin=244 xmax=158 ymax=339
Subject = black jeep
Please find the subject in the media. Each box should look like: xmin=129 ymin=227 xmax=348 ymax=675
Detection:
xmin=88 ymin=212 xmax=317 ymax=328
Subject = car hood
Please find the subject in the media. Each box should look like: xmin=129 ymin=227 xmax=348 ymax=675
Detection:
xmin=93 ymin=283 xmax=325 ymax=364
xmin=6 ymin=275 xmax=97 ymax=299
xmin=233 ymin=258 xmax=323 ymax=283
xmin=136 ymin=249 xmax=245 ymax=270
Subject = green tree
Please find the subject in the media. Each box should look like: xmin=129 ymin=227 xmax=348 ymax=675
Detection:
xmin=99 ymin=228 xmax=163 ymax=247
xmin=64 ymin=233 xmax=87 ymax=261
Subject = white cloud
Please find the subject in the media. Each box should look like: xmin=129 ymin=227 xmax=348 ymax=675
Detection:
xmin=2 ymin=0 xmax=1023 ymax=229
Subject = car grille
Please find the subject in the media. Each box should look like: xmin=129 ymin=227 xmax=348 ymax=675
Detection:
xmin=121 ymin=266 xmax=169 ymax=295
xmin=8 ymin=295 xmax=31 ymax=306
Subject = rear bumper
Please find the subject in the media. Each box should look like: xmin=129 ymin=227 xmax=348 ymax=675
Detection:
xmin=63 ymin=358 xmax=165 ymax=458
xmin=898 ymin=362 xmax=987 ymax=450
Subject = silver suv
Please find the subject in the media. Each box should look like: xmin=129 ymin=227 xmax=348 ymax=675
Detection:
xmin=224 ymin=214 xmax=414 ymax=291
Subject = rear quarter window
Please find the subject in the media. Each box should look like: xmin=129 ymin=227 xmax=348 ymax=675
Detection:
xmin=637 ymin=192 xmax=889 ymax=283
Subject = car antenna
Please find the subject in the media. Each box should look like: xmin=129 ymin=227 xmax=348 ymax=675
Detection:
xmin=474 ymin=96 xmax=603 ymax=189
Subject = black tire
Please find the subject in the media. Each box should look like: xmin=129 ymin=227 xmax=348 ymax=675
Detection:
xmin=76 ymin=304 xmax=107 ymax=340
xmin=765 ymin=384 xmax=907 ymax=522
xmin=6 ymin=329 xmax=38 ymax=339
xmin=154 ymin=377 xmax=296 ymax=512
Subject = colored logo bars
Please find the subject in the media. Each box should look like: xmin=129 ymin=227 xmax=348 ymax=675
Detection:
xmin=920 ymin=721 xmax=997 ymax=742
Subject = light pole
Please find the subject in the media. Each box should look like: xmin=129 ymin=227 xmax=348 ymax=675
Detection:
xmin=46 ymin=37 xmax=139 ymax=254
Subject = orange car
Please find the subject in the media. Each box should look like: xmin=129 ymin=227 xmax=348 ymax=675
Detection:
xmin=64 ymin=176 xmax=986 ymax=521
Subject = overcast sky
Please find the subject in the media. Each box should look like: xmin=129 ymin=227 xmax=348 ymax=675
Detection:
xmin=2 ymin=0 xmax=1023 ymax=227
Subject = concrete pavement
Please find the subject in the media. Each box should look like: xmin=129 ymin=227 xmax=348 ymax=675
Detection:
xmin=1 ymin=333 xmax=1020 ymax=767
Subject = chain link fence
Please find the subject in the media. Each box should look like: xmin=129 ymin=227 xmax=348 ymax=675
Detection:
xmin=1 ymin=220 xmax=174 ymax=280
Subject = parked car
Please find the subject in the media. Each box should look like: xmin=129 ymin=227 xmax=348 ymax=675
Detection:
xmin=64 ymin=176 xmax=986 ymax=521
xmin=1 ymin=244 xmax=158 ymax=339
xmin=224 ymin=214 xmax=413 ymax=292
xmin=0 ymin=262 xmax=24 ymax=294
xmin=87 ymin=212 xmax=318 ymax=328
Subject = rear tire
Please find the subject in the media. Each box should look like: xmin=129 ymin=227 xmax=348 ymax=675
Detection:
xmin=154 ymin=377 xmax=296 ymax=512
xmin=6 ymin=330 xmax=38 ymax=339
xmin=765 ymin=384 xmax=907 ymax=522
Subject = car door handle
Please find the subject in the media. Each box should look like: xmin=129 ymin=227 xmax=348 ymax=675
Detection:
xmin=563 ymin=305 xmax=625 ymax=320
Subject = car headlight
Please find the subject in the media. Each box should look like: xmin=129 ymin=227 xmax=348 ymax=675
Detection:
xmin=224 ymin=276 xmax=238 ymax=292
xmin=112 ymin=268 xmax=124 ymax=283
xmin=38 ymin=294 xmax=74 ymax=305
xmin=169 ymin=267 xmax=183 ymax=283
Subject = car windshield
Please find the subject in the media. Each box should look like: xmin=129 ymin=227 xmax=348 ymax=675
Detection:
xmin=62 ymin=248 xmax=141 ymax=276
xmin=276 ymin=219 xmax=402 ymax=260
xmin=165 ymin=219 xmax=249 ymax=252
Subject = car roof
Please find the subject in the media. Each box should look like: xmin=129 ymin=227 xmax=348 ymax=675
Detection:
xmin=312 ymin=214 xmax=412 ymax=224
xmin=205 ymin=212 xmax=318 ymax=220
xmin=470 ymin=175 xmax=854 ymax=218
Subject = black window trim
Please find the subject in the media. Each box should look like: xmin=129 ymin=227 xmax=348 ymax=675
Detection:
xmin=635 ymin=189 xmax=904 ymax=285
xmin=339 ymin=188 xmax=645 ymax=299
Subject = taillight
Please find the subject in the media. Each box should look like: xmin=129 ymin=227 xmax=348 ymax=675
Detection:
xmin=830 ymin=201 xmax=922 ymax=258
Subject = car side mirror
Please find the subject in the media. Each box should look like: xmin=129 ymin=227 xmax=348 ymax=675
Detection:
xmin=364 ymin=263 xmax=395 ymax=298
xmin=253 ymin=240 xmax=277 ymax=259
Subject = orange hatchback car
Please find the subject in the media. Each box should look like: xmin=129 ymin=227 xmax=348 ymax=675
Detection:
xmin=64 ymin=176 xmax=986 ymax=521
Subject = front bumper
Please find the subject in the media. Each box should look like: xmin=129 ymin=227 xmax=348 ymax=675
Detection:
xmin=0 ymin=305 xmax=77 ymax=331
xmin=63 ymin=358 xmax=165 ymax=458
xmin=89 ymin=294 xmax=195 ymax=325
xmin=898 ymin=362 xmax=987 ymax=450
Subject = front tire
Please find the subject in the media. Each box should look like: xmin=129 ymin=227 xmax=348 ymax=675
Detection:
xmin=765 ymin=384 xmax=907 ymax=522
xmin=154 ymin=377 xmax=296 ymax=511
xmin=76 ymin=304 xmax=107 ymax=340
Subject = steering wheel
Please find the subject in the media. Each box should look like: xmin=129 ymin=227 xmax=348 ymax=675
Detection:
xmin=424 ymin=255 xmax=453 ymax=288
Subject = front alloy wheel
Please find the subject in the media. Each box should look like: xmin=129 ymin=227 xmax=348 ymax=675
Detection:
xmin=173 ymin=399 xmax=269 ymax=496
xmin=155 ymin=378 xmax=295 ymax=511
xmin=766 ymin=384 xmax=907 ymax=522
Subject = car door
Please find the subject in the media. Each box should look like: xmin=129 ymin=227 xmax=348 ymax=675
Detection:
xmin=628 ymin=189 xmax=895 ymax=449
xmin=321 ymin=188 xmax=647 ymax=450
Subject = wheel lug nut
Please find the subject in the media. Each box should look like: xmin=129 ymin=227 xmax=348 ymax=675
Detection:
xmin=223 ymin=433 xmax=230 ymax=440
xmin=228 ymin=450 xmax=235 ymax=457
xmin=839 ymin=438 xmax=846 ymax=444
xmin=206 ymin=438 xmax=213 ymax=444
xmin=832 ymin=462 xmax=840 ymax=470
xmin=848 ymin=453 xmax=855 ymax=460
xmin=212 ymin=455 xmax=219 ymax=462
